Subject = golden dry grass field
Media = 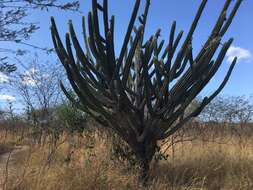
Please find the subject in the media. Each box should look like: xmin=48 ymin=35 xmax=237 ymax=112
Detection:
xmin=0 ymin=126 xmax=252 ymax=190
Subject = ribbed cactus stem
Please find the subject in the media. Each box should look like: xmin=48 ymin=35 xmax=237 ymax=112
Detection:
xmin=51 ymin=0 xmax=242 ymax=181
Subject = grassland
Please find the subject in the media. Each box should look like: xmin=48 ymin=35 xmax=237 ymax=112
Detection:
xmin=0 ymin=125 xmax=252 ymax=190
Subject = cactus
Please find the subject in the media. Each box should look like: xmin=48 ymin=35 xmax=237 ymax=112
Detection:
xmin=51 ymin=0 xmax=242 ymax=180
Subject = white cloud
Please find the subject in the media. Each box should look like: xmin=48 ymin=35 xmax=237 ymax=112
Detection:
xmin=22 ymin=76 xmax=37 ymax=86
xmin=21 ymin=68 xmax=50 ymax=86
xmin=0 ymin=72 xmax=9 ymax=83
xmin=226 ymin=46 xmax=252 ymax=63
xmin=0 ymin=94 xmax=15 ymax=101
xmin=42 ymin=74 xmax=50 ymax=80
xmin=24 ymin=68 xmax=38 ymax=76
xmin=21 ymin=68 xmax=39 ymax=86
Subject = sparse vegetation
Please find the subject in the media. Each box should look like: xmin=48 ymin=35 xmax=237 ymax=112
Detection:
xmin=0 ymin=122 xmax=252 ymax=190
xmin=0 ymin=0 xmax=251 ymax=189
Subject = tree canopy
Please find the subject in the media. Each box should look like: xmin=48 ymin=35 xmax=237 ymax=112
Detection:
xmin=0 ymin=0 xmax=80 ymax=73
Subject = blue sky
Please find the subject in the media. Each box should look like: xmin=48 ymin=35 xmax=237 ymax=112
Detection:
xmin=0 ymin=0 xmax=253 ymax=109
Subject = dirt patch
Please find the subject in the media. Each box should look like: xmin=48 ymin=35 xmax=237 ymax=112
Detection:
xmin=0 ymin=145 xmax=29 ymax=190
xmin=0 ymin=143 xmax=15 ymax=156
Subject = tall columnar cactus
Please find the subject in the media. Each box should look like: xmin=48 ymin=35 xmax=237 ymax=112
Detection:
xmin=51 ymin=0 xmax=242 ymax=179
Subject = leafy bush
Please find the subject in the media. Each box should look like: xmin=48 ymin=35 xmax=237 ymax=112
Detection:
xmin=56 ymin=100 xmax=87 ymax=134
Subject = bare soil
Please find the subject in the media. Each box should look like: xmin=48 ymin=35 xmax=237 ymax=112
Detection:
xmin=0 ymin=145 xmax=29 ymax=190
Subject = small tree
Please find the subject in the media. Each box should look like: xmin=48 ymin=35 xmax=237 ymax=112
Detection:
xmin=56 ymin=98 xmax=87 ymax=134
xmin=12 ymin=58 xmax=63 ymax=143
xmin=51 ymin=0 xmax=242 ymax=180
xmin=199 ymin=95 xmax=253 ymax=124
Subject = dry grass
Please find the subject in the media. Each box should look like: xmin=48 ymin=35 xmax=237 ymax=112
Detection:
xmin=0 ymin=128 xmax=252 ymax=190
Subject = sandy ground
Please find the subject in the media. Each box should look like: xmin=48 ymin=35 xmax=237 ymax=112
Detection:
xmin=0 ymin=145 xmax=29 ymax=190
